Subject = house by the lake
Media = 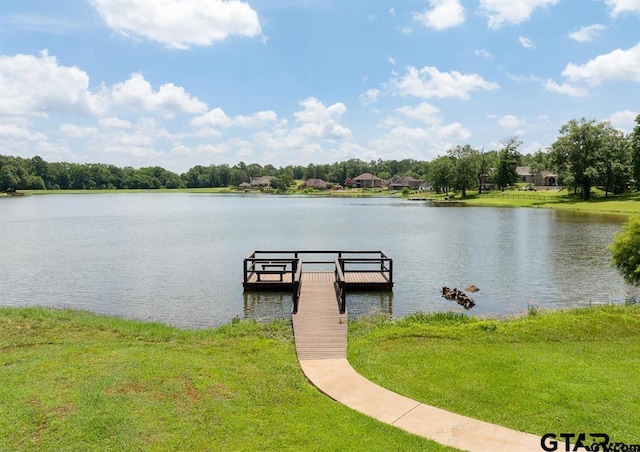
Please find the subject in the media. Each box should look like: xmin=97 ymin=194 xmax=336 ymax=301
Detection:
xmin=250 ymin=176 xmax=276 ymax=188
xmin=516 ymin=166 xmax=558 ymax=186
xmin=303 ymin=178 xmax=327 ymax=189
xmin=352 ymin=173 xmax=383 ymax=188
xmin=516 ymin=167 xmax=535 ymax=184
xmin=387 ymin=175 xmax=424 ymax=190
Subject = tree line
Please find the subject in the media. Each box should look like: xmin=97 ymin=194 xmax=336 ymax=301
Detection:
xmin=2 ymin=116 xmax=639 ymax=198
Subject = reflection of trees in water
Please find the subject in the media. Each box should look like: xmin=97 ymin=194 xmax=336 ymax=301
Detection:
xmin=244 ymin=291 xmax=394 ymax=321
xmin=549 ymin=212 xmax=639 ymax=305
xmin=346 ymin=292 xmax=393 ymax=318
xmin=243 ymin=292 xmax=291 ymax=321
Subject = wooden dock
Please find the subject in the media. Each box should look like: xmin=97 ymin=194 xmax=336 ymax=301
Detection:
xmin=292 ymin=271 xmax=347 ymax=360
xmin=242 ymin=250 xmax=393 ymax=314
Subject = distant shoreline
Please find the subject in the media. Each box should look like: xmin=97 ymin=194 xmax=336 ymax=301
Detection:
xmin=3 ymin=187 xmax=640 ymax=215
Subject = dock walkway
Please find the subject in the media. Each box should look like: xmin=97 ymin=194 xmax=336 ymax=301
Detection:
xmin=245 ymin=251 xmax=543 ymax=451
xmin=292 ymin=272 xmax=346 ymax=360
xmin=292 ymin=278 xmax=542 ymax=451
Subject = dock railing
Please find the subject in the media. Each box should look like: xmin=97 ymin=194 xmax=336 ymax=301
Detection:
xmin=334 ymin=252 xmax=393 ymax=314
xmin=243 ymin=250 xmax=393 ymax=314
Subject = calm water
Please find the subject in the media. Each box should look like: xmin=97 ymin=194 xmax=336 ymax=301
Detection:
xmin=1 ymin=193 xmax=637 ymax=328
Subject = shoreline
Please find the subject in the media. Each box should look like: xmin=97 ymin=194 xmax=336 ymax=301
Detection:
xmin=4 ymin=187 xmax=640 ymax=215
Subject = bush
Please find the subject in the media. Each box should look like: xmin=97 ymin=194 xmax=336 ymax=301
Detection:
xmin=608 ymin=215 xmax=640 ymax=285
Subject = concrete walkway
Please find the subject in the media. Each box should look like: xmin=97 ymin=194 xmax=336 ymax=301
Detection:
xmin=291 ymin=275 xmax=543 ymax=451
xmin=299 ymin=359 xmax=542 ymax=452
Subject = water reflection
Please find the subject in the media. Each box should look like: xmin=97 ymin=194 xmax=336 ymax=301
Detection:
xmin=243 ymin=292 xmax=291 ymax=321
xmin=347 ymin=292 xmax=393 ymax=318
xmin=1 ymin=194 xmax=637 ymax=328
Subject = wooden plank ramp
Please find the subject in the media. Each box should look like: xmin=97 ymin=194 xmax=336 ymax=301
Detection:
xmin=292 ymin=271 xmax=347 ymax=360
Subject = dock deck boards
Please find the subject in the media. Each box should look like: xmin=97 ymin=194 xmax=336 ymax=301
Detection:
xmin=292 ymin=272 xmax=347 ymax=360
xmin=245 ymin=271 xmax=389 ymax=286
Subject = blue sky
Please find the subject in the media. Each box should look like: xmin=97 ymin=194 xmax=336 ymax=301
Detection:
xmin=1 ymin=0 xmax=639 ymax=173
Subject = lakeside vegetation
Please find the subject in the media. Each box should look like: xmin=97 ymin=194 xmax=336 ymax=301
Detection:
xmin=2 ymin=305 xmax=639 ymax=450
xmin=2 ymin=116 xmax=639 ymax=199
xmin=413 ymin=189 xmax=640 ymax=215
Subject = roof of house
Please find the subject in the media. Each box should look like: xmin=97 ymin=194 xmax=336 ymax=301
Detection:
xmin=353 ymin=172 xmax=382 ymax=181
xmin=305 ymin=178 xmax=326 ymax=188
xmin=516 ymin=166 xmax=533 ymax=176
xmin=388 ymin=175 xmax=421 ymax=184
xmin=250 ymin=175 xmax=275 ymax=186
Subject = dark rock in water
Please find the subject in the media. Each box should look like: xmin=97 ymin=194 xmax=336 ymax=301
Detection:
xmin=441 ymin=286 xmax=475 ymax=310
xmin=464 ymin=285 xmax=479 ymax=293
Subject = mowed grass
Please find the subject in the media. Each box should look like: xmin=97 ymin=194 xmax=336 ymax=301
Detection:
xmin=0 ymin=308 xmax=452 ymax=451
xmin=457 ymin=190 xmax=640 ymax=214
xmin=348 ymin=305 xmax=640 ymax=444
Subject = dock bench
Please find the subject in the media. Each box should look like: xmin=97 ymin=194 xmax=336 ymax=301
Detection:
xmin=256 ymin=262 xmax=288 ymax=281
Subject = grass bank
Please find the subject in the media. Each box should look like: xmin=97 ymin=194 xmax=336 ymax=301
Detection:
xmin=0 ymin=308 xmax=450 ymax=451
xmin=415 ymin=190 xmax=640 ymax=215
xmin=3 ymin=306 xmax=639 ymax=449
xmin=348 ymin=305 xmax=640 ymax=444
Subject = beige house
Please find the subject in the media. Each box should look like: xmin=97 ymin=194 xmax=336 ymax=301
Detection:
xmin=387 ymin=175 xmax=424 ymax=190
xmin=516 ymin=167 xmax=535 ymax=184
xmin=250 ymin=176 xmax=275 ymax=187
xmin=352 ymin=173 xmax=383 ymax=188
xmin=303 ymin=178 xmax=327 ymax=189
xmin=534 ymin=171 xmax=558 ymax=186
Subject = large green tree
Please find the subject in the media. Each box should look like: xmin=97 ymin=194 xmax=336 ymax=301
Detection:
xmin=550 ymin=118 xmax=608 ymax=200
xmin=632 ymin=114 xmax=640 ymax=190
xmin=608 ymin=215 xmax=640 ymax=286
xmin=598 ymin=126 xmax=631 ymax=196
xmin=494 ymin=137 xmax=521 ymax=191
xmin=447 ymin=145 xmax=478 ymax=197
xmin=428 ymin=155 xmax=455 ymax=194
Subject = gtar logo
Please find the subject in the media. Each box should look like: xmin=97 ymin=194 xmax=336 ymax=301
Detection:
xmin=541 ymin=433 xmax=609 ymax=451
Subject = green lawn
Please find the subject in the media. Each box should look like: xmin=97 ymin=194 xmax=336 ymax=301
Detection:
xmin=2 ymin=305 xmax=639 ymax=450
xmin=440 ymin=190 xmax=640 ymax=214
xmin=348 ymin=305 xmax=640 ymax=444
xmin=0 ymin=308 xmax=452 ymax=451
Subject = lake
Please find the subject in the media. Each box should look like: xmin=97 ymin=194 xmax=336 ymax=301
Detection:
xmin=1 ymin=193 xmax=637 ymax=328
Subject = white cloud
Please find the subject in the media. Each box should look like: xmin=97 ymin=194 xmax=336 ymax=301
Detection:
xmin=490 ymin=114 xmax=526 ymax=129
xmin=0 ymin=50 xmax=107 ymax=117
xmin=401 ymin=27 xmax=413 ymax=34
xmin=191 ymin=107 xmax=278 ymax=129
xmin=247 ymin=97 xmax=352 ymax=163
xmin=395 ymin=102 xmax=441 ymax=124
xmin=544 ymin=79 xmax=589 ymax=97
xmin=0 ymin=124 xmax=46 ymax=141
xmin=607 ymin=109 xmax=639 ymax=130
xmin=293 ymin=97 xmax=351 ymax=140
xmin=370 ymin=122 xmax=471 ymax=160
xmin=475 ymin=49 xmax=493 ymax=59
xmin=479 ymin=0 xmax=559 ymax=29
xmin=110 ymin=73 xmax=207 ymax=116
xmin=568 ymin=24 xmax=606 ymax=42
xmin=91 ymin=0 xmax=262 ymax=49
xmin=388 ymin=57 xmax=396 ymax=65
xmin=413 ymin=0 xmax=465 ymax=30
xmin=518 ymin=36 xmax=535 ymax=48
xmin=605 ymin=0 xmax=640 ymax=17
xmin=360 ymin=88 xmax=381 ymax=106
xmin=388 ymin=8 xmax=396 ymax=18
xmin=389 ymin=66 xmax=499 ymax=99
xmin=192 ymin=108 xmax=233 ymax=128
xmin=171 ymin=143 xmax=228 ymax=157
xmin=59 ymin=124 xmax=98 ymax=138
xmin=561 ymin=43 xmax=640 ymax=86
xmin=99 ymin=117 xmax=132 ymax=129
